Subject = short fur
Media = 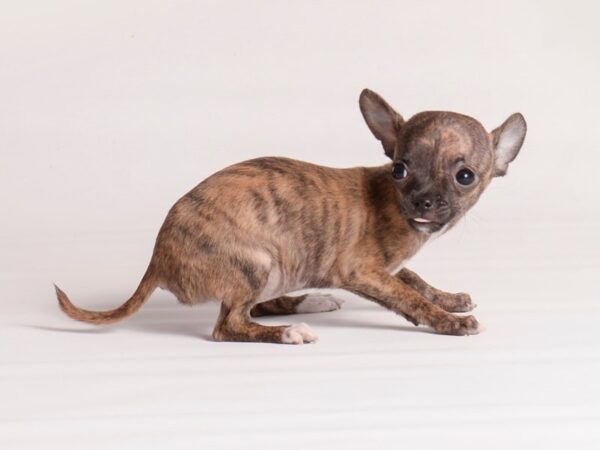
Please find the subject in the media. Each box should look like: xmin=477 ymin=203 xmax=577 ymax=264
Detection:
xmin=55 ymin=89 xmax=526 ymax=344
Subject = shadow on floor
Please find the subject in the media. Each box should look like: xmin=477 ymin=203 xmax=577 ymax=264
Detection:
xmin=26 ymin=295 xmax=434 ymax=340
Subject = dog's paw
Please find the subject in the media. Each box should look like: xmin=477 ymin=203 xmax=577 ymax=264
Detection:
xmin=450 ymin=292 xmax=477 ymax=312
xmin=433 ymin=315 xmax=480 ymax=336
xmin=281 ymin=323 xmax=319 ymax=344
xmin=434 ymin=292 xmax=476 ymax=313
xmin=296 ymin=294 xmax=343 ymax=314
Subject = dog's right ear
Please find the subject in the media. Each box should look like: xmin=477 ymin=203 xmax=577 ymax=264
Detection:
xmin=359 ymin=89 xmax=404 ymax=159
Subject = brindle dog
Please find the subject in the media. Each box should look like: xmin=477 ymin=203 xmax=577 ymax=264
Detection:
xmin=55 ymin=89 xmax=526 ymax=344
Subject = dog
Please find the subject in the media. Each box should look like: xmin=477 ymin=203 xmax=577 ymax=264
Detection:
xmin=55 ymin=89 xmax=526 ymax=344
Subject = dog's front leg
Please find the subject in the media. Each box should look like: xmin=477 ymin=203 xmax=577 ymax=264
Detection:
xmin=344 ymin=267 xmax=479 ymax=335
xmin=397 ymin=268 xmax=475 ymax=313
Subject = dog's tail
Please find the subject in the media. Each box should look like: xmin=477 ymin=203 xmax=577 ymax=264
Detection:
xmin=54 ymin=266 xmax=157 ymax=325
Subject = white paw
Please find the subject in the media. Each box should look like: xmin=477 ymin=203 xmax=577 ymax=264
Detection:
xmin=296 ymin=294 xmax=344 ymax=314
xmin=281 ymin=323 xmax=319 ymax=344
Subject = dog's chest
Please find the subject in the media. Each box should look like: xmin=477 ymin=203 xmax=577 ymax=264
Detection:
xmin=383 ymin=235 xmax=426 ymax=275
xmin=386 ymin=258 xmax=409 ymax=275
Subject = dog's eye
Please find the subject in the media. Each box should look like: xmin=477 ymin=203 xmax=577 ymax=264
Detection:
xmin=392 ymin=162 xmax=408 ymax=180
xmin=456 ymin=168 xmax=475 ymax=185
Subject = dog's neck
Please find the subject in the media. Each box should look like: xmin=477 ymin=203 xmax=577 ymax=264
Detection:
xmin=361 ymin=165 xmax=430 ymax=272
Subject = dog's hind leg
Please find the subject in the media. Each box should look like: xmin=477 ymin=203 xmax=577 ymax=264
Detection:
xmin=212 ymin=301 xmax=319 ymax=344
xmin=250 ymin=294 xmax=343 ymax=317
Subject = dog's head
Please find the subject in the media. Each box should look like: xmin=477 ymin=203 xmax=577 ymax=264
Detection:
xmin=359 ymin=89 xmax=526 ymax=234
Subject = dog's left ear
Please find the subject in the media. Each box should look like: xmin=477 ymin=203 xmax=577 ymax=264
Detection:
xmin=491 ymin=113 xmax=527 ymax=176
xmin=359 ymin=89 xmax=404 ymax=159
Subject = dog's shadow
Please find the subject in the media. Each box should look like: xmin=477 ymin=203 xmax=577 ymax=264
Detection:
xmin=30 ymin=296 xmax=435 ymax=339
xmin=29 ymin=302 xmax=218 ymax=340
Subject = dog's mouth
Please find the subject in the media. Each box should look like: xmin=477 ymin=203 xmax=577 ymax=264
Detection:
xmin=408 ymin=217 xmax=445 ymax=234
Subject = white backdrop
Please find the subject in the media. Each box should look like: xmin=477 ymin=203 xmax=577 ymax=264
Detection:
xmin=1 ymin=2 xmax=600 ymax=449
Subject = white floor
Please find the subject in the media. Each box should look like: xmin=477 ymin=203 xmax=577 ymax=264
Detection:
xmin=2 ymin=220 xmax=599 ymax=450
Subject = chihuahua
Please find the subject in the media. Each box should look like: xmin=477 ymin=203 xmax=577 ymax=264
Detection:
xmin=55 ymin=89 xmax=526 ymax=344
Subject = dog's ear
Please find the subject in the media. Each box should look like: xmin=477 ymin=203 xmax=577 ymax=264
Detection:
xmin=359 ymin=89 xmax=404 ymax=159
xmin=491 ymin=113 xmax=527 ymax=176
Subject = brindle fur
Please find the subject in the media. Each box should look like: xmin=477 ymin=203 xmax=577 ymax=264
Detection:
xmin=55 ymin=89 xmax=526 ymax=344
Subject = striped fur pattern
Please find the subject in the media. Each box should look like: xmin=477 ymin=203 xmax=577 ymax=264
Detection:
xmin=55 ymin=89 xmax=526 ymax=344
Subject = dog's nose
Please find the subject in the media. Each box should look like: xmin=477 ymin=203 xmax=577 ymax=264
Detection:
xmin=413 ymin=197 xmax=433 ymax=212
xmin=413 ymin=195 xmax=447 ymax=213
